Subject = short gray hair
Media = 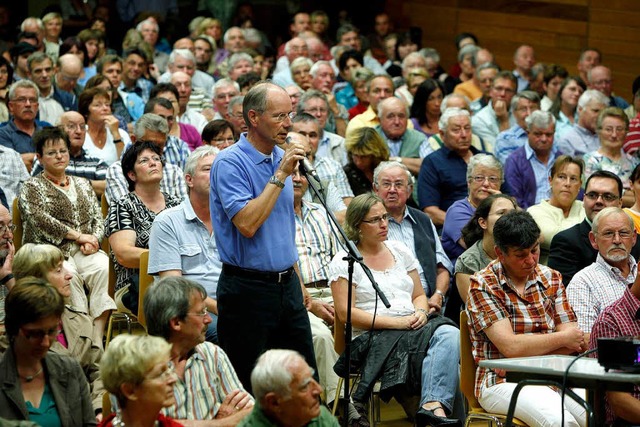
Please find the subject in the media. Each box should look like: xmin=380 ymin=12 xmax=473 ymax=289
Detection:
xmin=169 ymin=49 xmax=195 ymax=66
xmin=419 ymin=48 xmax=440 ymax=63
xmin=309 ymin=60 xmax=333 ymax=78
xmin=373 ymin=161 xmax=414 ymax=188
xmin=401 ymin=52 xmax=426 ymax=70
xmin=475 ymin=62 xmax=499 ymax=79
xmin=223 ymin=26 xmax=243 ymax=44
xmin=297 ymin=89 xmax=328 ymax=115
xmin=441 ymin=93 xmax=471 ymax=114
xmin=466 ymin=154 xmax=503 ymax=183
xmin=290 ymin=56 xmax=313 ymax=72
xmin=228 ymin=95 xmax=244 ymax=115
xmin=458 ymin=44 xmax=480 ymax=64
xmin=184 ymin=145 xmax=219 ymax=178
xmin=136 ymin=18 xmax=159 ymax=33
xmin=213 ymin=78 xmax=240 ymax=98
xmin=243 ymin=82 xmax=280 ymax=126
xmin=591 ymin=206 xmax=633 ymax=234
xmin=525 ymin=110 xmax=555 ymax=131
xmin=439 ymin=107 xmax=470 ymax=132
xmin=578 ymin=89 xmax=610 ymax=110
xmin=228 ymin=52 xmax=254 ymax=69
xmin=144 ymin=276 xmax=208 ymax=340
xmin=100 ymin=334 xmax=172 ymax=408
xmin=8 ymin=80 xmax=39 ymax=100
xmin=510 ymin=90 xmax=541 ymax=112
xmin=251 ymin=349 xmax=304 ymax=402
xmin=377 ymin=97 xmax=409 ymax=120
xmin=133 ymin=113 xmax=169 ymax=139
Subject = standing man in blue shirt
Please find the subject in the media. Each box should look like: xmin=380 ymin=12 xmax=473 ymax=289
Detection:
xmin=210 ymin=82 xmax=317 ymax=391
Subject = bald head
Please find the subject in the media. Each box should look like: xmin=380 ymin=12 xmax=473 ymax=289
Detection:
xmin=59 ymin=111 xmax=86 ymax=151
xmin=171 ymin=71 xmax=192 ymax=110
xmin=173 ymin=37 xmax=195 ymax=52
xmin=56 ymin=54 xmax=82 ymax=92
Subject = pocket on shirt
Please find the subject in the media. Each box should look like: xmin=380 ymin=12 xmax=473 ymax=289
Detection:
xmin=179 ymin=244 xmax=206 ymax=274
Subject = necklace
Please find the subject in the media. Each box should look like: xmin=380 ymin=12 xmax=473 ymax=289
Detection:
xmin=19 ymin=366 xmax=43 ymax=382
xmin=44 ymin=173 xmax=69 ymax=187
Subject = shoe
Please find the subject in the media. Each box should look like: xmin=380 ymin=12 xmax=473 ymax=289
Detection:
xmin=415 ymin=407 xmax=460 ymax=427
xmin=351 ymin=402 xmax=370 ymax=427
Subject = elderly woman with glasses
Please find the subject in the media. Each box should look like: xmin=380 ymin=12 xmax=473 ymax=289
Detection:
xmin=330 ymin=193 xmax=460 ymax=426
xmin=99 ymin=334 xmax=180 ymax=427
xmin=0 ymin=277 xmax=95 ymax=426
xmin=105 ymin=142 xmax=180 ymax=315
xmin=19 ymin=127 xmax=115 ymax=343
xmin=11 ymin=243 xmax=105 ymax=420
xmin=441 ymin=154 xmax=503 ymax=266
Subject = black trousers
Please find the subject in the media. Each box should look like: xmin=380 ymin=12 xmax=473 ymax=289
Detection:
xmin=217 ymin=267 xmax=318 ymax=392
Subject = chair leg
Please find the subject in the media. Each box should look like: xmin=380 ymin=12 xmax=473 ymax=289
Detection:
xmin=333 ymin=377 xmax=344 ymax=416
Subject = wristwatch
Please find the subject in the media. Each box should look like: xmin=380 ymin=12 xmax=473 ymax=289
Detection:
xmin=435 ymin=289 xmax=445 ymax=299
xmin=268 ymin=175 xmax=285 ymax=189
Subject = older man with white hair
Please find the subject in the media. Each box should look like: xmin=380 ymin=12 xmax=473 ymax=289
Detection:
xmin=240 ymin=349 xmax=338 ymax=427
xmin=375 ymin=97 xmax=431 ymax=175
xmin=159 ymin=49 xmax=215 ymax=98
xmin=136 ymin=18 xmax=169 ymax=74
xmin=557 ymin=89 xmax=609 ymax=158
xmin=273 ymin=37 xmax=309 ymax=86
xmin=212 ymin=78 xmax=240 ymax=121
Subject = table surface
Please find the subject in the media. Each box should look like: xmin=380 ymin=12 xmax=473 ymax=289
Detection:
xmin=479 ymin=355 xmax=640 ymax=384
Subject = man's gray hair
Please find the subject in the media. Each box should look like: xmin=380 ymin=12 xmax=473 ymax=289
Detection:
xmin=251 ymin=349 xmax=304 ymax=402
xmin=310 ymin=60 xmax=333 ymax=78
xmin=243 ymin=82 xmax=280 ymax=126
xmin=525 ymin=110 xmax=555 ymax=131
xmin=8 ymin=80 xmax=39 ymax=100
xmin=401 ymin=52 xmax=426 ymax=71
xmin=441 ymin=93 xmax=471 ymax=114
xmin=419 ymin=48 xmax=440 ymax=64
xmin=168 ymin=49 xmax=196 ymax=66
xmin=144 ymin=276 xmax=208 ymax=340
xmin=377 ymin=97 xmax=409 ymax=120
xmin=466 ymin=154 xmax=503 ymax=183
xmin=227 ymin=95 xmax=244 ymax=115
xmin=578 ymin=89 xmax=610 ymax=110
xmin=184 ymin=145 xmax=219 ymax=179
xmin=373 ymin=160 xmax=414 ymax=188
xmin=438 ymin=107 xmax=470 ymax=132
xmin=213 ymin=78 xmax=240 ymax=98
xmin=228 ymin=52 xmax=254 ymax=69
xmin=133 ymin=113 xmax=169 ymax=139
xmin=27 ymin=51 xmax=51 ymax=71
xmin=475 ymin=62 xmax=499 ymax=79
xmin=591 ymin=206 xmax=634 ymax=234
xmin=290 ymin=56 xmax=313 ymax=72
xmin=136 ymin=18 xmax=159 ymax=33
xmin=284 ymin=38 xmax=307 ymax=55
xmin=510 ymin=90 xmax=541 ymax=111
xmin=297 ymin=89 xmax=328 ymax=115
xmin=21 ymin=17 xmax=43 ymax=31
xmin=458 ymin=44 xmax=480 ymax=64
xmin=223 ymin=26 xmax=243 ymax=44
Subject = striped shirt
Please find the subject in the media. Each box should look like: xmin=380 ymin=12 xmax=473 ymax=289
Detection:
xmin=122 ymin=136 xmax=191 ymax=171
xmin=295 ymin=200 xmax=338 ymax=285
xmin=623 ymin=113 xmax=640 ymax=158
xmin=567 ymin=253 xmax=636 ymax=333
xmin=0 ymin=145 xmax=30 ymax=210
xmin=32 ymin=149 xmax=108 ymax=181
xmin=589 ymin=287 xmax=640 ymax=424
xmin=468 ymin=260 xmax=576 ymax=397
xmin=314 ymin=157 xmax=354 ymax=200
xmin=161 ymin=342 xmax=252 ymax=420
xmin=105 ymin=160 xmax=187 ymax=204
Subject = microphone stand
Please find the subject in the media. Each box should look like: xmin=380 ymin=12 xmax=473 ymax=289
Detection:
xmin=302 ymin=168 xmax=390 ymax=427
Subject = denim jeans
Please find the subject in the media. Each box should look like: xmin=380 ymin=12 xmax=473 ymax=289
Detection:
xmin=421 ymin=324 xmax=460 ymax=413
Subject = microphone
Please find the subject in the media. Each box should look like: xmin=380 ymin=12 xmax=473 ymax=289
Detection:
xmin=285 ymin=136 xmax=321 ymax=182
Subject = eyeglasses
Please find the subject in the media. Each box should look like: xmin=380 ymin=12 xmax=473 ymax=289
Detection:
xmin=12 ymin=97 xmax=38 ymax=104
xmin=601 ymin=126 xmax=626 ymax=134
xmin=146 ymin=361 xmax=176 ymax=382
xmin=21 ymin=326 xmax=60 ymax=342
xmin=44 ymin=149 xmax=69 ymax=157
xmin=215 ymin=93 xmax=237 ymax=101
xmin=378 ymin=181 xmax=407 ymax=190
xmin=63 ymin=123 xmax=85 ymax=132
xmin=137 ymin=155 xmax=163 ymax=166
xmin=213 ymin=137 xmax=235 ymax=146
xmin=470 ymin=175 xmax=501 ymax=184
xmin=584 ymin=192 xmax=619 ymax=202
xmin=0 ymin=223 xmax=16 ymax=235
xmin=361 ymin=213 xmax=389 ymax=224
xmin=492 ymin=85 xmax=515 ymax=94
xmin=272 ymin=111 xmax=295 ymax=123
xmin=305 ymin=108 xmax=328 ymax=115
xmin=187 ymin=308 xmax=209 ymax=317
xmin=596 ymin=230 xmax=634 ymax=240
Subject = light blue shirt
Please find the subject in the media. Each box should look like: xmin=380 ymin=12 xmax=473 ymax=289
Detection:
xmin=494 ymin=124 xmax=528 ymax=164
xmin=472 ymin=102 xmax=516 ymax=151
xmin=148 ymin=198 xmax=222 ymax=298
xmin=554 ymin=110 xmax=579 ymax=140
xmin=524 ymin=143 xmax=558 ymax=204
xmin=210 ymin=134 xmax=298 ymax=271
xmin=387 ymin=207 xmax=453 ymax=294
xmin=555 ymin=124 xmax=599 ymax=158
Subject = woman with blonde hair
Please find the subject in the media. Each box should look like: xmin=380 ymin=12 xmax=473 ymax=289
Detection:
xmin=344 ymin=127 xmax=390 ymax=196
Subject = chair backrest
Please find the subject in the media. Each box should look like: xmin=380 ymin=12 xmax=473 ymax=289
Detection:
xmin=102 ymin=391 xmax=112 ymax=415
xmin=12 ymin=198 xmax=22 ymax=251
xmin=137 ymin=250 xmax=152 ymax=329
xmin=101 ymin=193 xmax=109 ymax=218
xmin=460 ymin=310 xmax=483 ymax=410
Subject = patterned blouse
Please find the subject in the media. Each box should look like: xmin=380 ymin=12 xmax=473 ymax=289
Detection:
xmin=105 ymin=192 xmax=180 ymax=291
xmin=583 ymin=150 xmax=639 ymax=190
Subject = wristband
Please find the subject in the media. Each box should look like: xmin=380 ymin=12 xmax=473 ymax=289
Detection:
xmin=435 ymin=289 xmax=445 ymax=299
xmin=416 ymin=308 xmax=429 ymax=317
xmin=113 ymin=139 xmax=122 ymax=143
xmin=0 ymin=273 xmax=13 ymax=285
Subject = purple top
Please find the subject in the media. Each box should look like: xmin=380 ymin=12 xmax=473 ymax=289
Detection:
xmin=441 ymin=197 xmax=475 ymax=265
xmin=179 ymin=122 xmax=203 ymax=151
xmin=410 ymin=118 xmax=435 ymax=138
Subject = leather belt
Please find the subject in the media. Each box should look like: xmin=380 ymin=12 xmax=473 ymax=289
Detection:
xmin=304 ymin=280 xmax=329 ymax=289
xmin=222 ymin=263 xmax=295 ymax=284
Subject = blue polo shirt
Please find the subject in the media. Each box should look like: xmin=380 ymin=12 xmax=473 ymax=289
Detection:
xmin=417 ymin=145 xmax=483 ymax=212
xmin=0 ymin=119 xmax=52 ymax=154
xmin=210 ymin=134 xmax=298 ymax=271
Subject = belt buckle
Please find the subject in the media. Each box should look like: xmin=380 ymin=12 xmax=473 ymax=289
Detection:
xmin=277 ymin=270 xmax=286 ymax=284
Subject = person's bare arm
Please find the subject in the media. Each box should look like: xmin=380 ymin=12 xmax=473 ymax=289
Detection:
xmin=231 ymin=138 xmax=305 ymax=237
xmin=20 ymin=152 xmax=35 ymax=172
xmin=427 ymin=265 xmax=450 ymax=313
xmin=606 ymin=391 xmax=640 ymax=423
xmin=109 ymin=230 xmax=145 ymax=268
xmin=484 ymin=318 xmax=584 ymax=358
xmin=423 ymin=206 xmax=446 ymax=227
xmin=455 ymin=273 xmax=472 ymax=305
xmin=90 ymin=180 xmax=106 ymax=197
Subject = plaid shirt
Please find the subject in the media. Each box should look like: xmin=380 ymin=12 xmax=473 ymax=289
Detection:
xmin=589 ymin=287 xmax=640 ymax=424
xmin=467 ymin=259 xmax=576 ymax=398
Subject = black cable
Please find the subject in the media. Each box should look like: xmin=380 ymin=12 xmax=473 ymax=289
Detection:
xmin=560 ymin=348 xmax=597 ymax=426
